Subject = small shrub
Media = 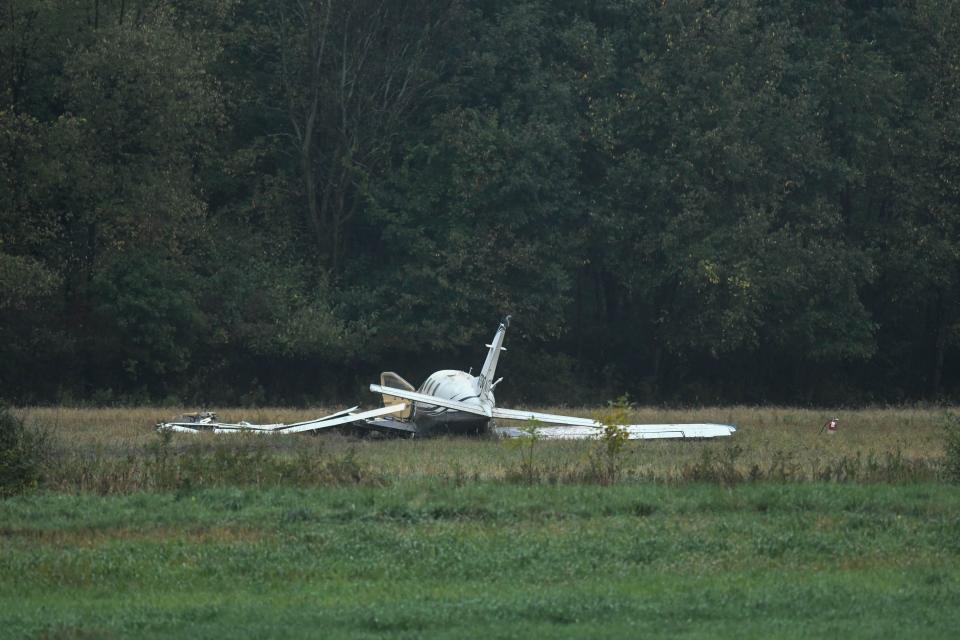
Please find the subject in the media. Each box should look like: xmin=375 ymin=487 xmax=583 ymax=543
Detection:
xmin=146 ymin=427 xmax=176 ymax=490
xmin=0 ymin=406 xmax=52 ymax=497
xmin=504 ymin=420 xmax=543 ymax=484
xmin=581 ymin=396 xmax=632 ymax=485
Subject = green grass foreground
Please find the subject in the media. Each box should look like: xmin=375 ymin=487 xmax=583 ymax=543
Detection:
xmin=2 ymin=482 xmax=959 ymax=639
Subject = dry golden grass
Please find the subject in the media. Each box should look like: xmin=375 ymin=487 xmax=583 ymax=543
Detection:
xmin=13 ymin=404 xmax=954 ymax=488
xmin=16 ymin=404 xmax=951 ymax=451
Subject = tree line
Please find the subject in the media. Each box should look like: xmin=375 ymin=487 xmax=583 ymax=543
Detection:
xmin=1 ymin=0 xmax=957 ymax=406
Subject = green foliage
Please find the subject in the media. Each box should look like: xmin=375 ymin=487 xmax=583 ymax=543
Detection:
xmin=88 ymin=251 xmax=206 ymax=385
xmin=0 ymin=407 xmax=51 ymax=497
xmin=146 ymin=426 xmax=177 ymax=490
xmin=2 ymin=0 xmax=960 ymax=404
xmin=0 ymin=252 xmax=59 ymax=311
xmin=580 ymin=396 xmax=632 ymax=485
xmin=504 ymin=420 xmax=543 ymax=484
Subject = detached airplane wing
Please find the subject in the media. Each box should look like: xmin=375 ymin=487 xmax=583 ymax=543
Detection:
xmin=161 ymin=406 xmax=364 ymax=433
xmin=157 ymin=404 xmax=408 ymax=434
xmin=527 ymin=423 xmax=736 ymax=440
xmin=275 ymin=404 xmax=409 ymax=434
xmin=493 ymin=407 xmax=737 ymax=440
xmin=492 ymin=406 xmax=735 ymax=439
xmin=491 ymin=407 xmax=600 ymax=427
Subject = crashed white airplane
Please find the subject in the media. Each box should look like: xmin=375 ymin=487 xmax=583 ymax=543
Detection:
xmin=158 ymin=317 xmax=736 ymax=441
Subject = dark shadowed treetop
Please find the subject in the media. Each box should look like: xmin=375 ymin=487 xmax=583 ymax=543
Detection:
xmin=0 ymin=0 xmax=958 ymax=405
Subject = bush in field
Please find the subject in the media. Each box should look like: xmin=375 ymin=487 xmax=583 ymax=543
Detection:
xmin=581 ymin=396 xmax=632 ymax=485
xmin=945 ymin=413 xmax=960 ymax=484
xmin=504 ymin=420 xmax=543 ymax=484
xmin=0 ymin=406 xmax=51 ymax=497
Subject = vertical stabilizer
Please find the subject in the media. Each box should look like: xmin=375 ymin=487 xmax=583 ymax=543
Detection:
xmin=477 ymin=316 xmax=510 ymax=395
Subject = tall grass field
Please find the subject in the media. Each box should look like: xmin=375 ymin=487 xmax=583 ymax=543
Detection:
xmin=2 ymin=406 xmax=959 ymax=638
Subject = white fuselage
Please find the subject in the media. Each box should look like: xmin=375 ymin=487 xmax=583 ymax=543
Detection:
xmin=413 ymin=369 xmax=494 ymax=434
xmin=365 ymin=317 xmax=737 ymax=441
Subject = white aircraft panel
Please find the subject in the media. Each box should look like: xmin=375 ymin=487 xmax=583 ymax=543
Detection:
xmin=161 ymin=424 xmax=201 ymax=434
xmin=158 ymin=405 xmax=406 ymax=434
xmin=283 ymin=405 xmax=359 ymax=428
xmin=510 ymin=423 xmax=737 ymax=440
xmin=492 ymin=407 xmax=600 ymax=427
xmin=162 ymin=421 xmax=283 ymax=431
xmin=278 ymin=404 xmax=409 ymax=433
xmin=369 ymin=384 xmax=492 ymax=418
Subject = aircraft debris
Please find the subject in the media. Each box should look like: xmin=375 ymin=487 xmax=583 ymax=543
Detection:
xmin=156 ymin=317 xmax=736 ymax=440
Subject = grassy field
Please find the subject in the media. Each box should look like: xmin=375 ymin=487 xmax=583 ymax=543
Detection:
xmin=12 ymin=405 xmax=953 ymax=489
xmin=2 ymin=483 xmax=959 ymax=638
xmin=2 ymin=406 xmax=959 ymax=638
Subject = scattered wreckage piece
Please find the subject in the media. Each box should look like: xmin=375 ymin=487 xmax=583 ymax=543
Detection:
xmin=156 ymin=404 xmax=410 ymax=435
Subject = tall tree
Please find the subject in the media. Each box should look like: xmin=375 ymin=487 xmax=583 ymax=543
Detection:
xmin=267 ymin=0 xmax=463 ymax=275
xmin=867 ymin=0 xmax=960 ymax=399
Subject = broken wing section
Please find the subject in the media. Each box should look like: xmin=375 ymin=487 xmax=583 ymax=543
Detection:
xmin=491 ymin=407 xmax=600 ymax=427
xmin=277 ymin=405 xmax=409 ymax=434
xmin=156 ymin=404 xmax=409 ymax=435
xmin=522 ymin=423 xmax=737 ymax=440
xmin=492 ymin=406 xmax=737 ymax=440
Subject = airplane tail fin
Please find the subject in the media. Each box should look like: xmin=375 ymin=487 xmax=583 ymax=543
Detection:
xmin=477 ymin=316 xmax=510 ymax=395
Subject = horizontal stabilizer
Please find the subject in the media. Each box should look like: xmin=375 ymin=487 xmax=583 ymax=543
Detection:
xmin=369 ymin=384 xmax=492 ymax=418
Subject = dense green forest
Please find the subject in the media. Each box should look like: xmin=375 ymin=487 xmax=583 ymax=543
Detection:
xmin=1 ymin=0 xmax=957 ymax=406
